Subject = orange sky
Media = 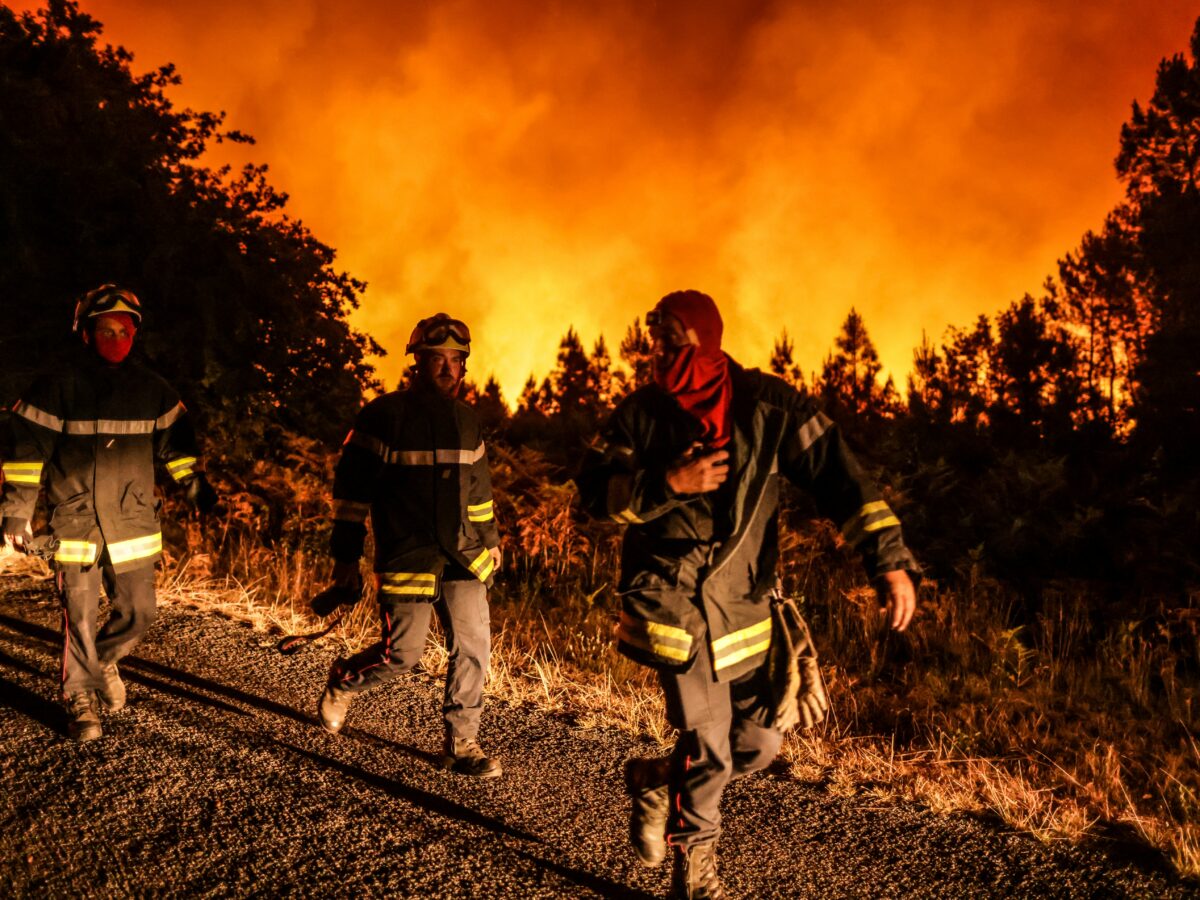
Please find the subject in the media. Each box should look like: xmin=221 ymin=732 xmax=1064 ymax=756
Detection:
xmin=30 ymin=1 xmax=1200 ymax=399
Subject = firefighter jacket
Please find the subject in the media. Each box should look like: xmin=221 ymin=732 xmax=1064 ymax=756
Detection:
xmin=329 ymin=381 xmax=500 ymax=599
xmin=576 ymin=361 xmax=918 ymax=683
xmin=0 ymin=351 xmax=201 ymax=573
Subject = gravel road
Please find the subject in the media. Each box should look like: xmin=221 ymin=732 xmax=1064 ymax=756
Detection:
xmin=0 ymin=575 xmax=1188 ymax=898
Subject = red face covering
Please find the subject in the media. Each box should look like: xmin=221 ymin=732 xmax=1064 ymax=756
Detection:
xmin=653 ymin=290 xmax=733 ymax=448
xmin=90 ymin=313 xmax=137 ymax=364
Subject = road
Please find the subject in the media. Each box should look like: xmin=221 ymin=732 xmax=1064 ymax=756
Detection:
xmin=0 ymin=575 xmax=1186 ymax=898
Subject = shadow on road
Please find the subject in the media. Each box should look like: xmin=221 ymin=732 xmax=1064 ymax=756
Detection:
xmin=0 ymin=609 xmax=655 ymax=900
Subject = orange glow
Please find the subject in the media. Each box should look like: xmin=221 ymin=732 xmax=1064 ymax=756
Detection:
xmin=28 ymin=1 xmax=1200 ymax=400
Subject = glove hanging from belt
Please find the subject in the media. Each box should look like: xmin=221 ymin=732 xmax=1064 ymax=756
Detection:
xmin=766 ymin=590 xmax=830 ymax=731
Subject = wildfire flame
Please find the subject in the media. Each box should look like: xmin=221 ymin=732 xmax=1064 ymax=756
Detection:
xmin=41 ymin=1 xmax=1200 ymax=398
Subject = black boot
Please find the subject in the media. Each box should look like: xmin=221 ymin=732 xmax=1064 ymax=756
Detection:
xmin=317 ymin=681 xmax=352 ymax=734
xmin=624 ymin=756 xmax=670 ymax=866
xmin=66 ymin=692 xmax=102 ymax=742
xmin=97 ymin=660 xmax=126 ymax=713
xmin=442 ymin=736 xmax=502 ymax=778
xmin=672 ymin=843 xmax=724 ymax=900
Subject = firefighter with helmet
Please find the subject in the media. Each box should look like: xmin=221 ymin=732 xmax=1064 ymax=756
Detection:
xmin=1 ymin=285 xmax=217 ymax=741
xmin=313 ymin=312 xmax=503 ymax=777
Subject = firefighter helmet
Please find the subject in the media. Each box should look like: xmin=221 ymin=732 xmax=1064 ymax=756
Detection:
xmin=73 ymin=285 xmax=143 ymax=334
xmin=406 ymin=313 xmax=470 ymax=356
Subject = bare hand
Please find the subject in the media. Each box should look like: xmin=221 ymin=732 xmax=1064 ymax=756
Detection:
xmin=876 ymin=569 xmax=916 ymax=631
xmin=666 ymin=446 xmax=729 ymax=494
xmin=488 ymin=546 xmax=502 ymax=572
xmin=3 ymin=523 xmax=32 ymax=554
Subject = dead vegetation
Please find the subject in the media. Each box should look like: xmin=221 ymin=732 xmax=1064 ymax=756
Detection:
xmin=3 ymin=435 xmax=1196 ymax=880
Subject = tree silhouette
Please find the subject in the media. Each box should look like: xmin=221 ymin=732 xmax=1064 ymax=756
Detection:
xmin=818 ymin=309 xmax=900 ymax=429
xmin=769 ymin=329 xmax=806 ymax=390
xmin=618 ymin=316 xmax=654 ymax=393
xmin=0 ymin=2 xmax=380 ymax=447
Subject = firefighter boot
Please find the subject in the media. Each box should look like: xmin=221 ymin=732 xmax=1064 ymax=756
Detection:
xmin=66 ymin=692 xmax=103 ymax=742
xmin=317 ymin=682 xmax=353 ymax=735
xmin=624 ymin=756 xmax=670 ymax=866
xmin=442 ymin=736 xmax=502 ymax=778
xmin=671 ymin=843 xmax=725 ymax=900
xmin=97 ymin=660 xmax=126 ymax=713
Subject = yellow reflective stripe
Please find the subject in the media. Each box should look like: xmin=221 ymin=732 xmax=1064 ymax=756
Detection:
xmin=54 ymin=540 xmax=98 ymax=565
xmin=468 ymin=548 xmax=494 ymax=581
xmin=713 ymin=636 xmax=772 ymax=671
xmin=107 ymin=532 xmax=162 ymax=565
xmin=2 ymin=462 xmax=43 ymax=484
xmin=841 ymin=501 xmax=900 ymax=547
xmin=863 ymin=515 xmax=901 ymax=533
xmin=468 ymin=511 xmax=494 ymax=523
xmin=467 ymin=501 xmax=493 ymax=513
xmin=167 ymin=457 xmax=198 ymax=481
xmin=711 ymin=617 xmax=773 ymax=654
xmin=467 ymin=500 xmax=494 ymax=523
xmin=712 ymin=617 xmax=773 ymax=672
xmin=616 ymin=612 xmax=693 ymax=662
xmin=610 ymin=508 xmax=643 ymax=525
xmin=379 ymin=572 xmax=438 ymax=596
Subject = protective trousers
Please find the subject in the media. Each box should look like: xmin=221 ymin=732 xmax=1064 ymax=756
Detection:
xmin=58 ymin=561 xmax=157 ymax=698
xmin=332 ymin=579 xmax=490 ymax=739
xmin=658 ymin=638 xmax=783 ymax=850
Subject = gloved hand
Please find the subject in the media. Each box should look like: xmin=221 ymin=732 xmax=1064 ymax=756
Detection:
xmin=311 ymin=568 xmax=364 ymax=617
xmin=1 ymin=517 xmax=32 ymax=554
xmin=185 ymin=472 xmax=218 ymax=514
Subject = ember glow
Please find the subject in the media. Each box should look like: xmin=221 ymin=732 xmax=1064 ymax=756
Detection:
xmin=41 ymin=1 xmax=1200 ymax=398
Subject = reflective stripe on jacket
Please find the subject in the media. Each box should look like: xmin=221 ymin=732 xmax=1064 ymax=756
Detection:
xmin=0 ymin=352 xmax=200 ymax=574
xmin=577 ymin=361 xmax=918 ymax=683
xmin=329 ymin=382 xmax=500 ymax=594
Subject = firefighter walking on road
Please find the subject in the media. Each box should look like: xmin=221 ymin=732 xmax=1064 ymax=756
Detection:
xmin=577 ymin=291 xmax=919 ymax=899
xmin=314 ymin=313 xmax=503 ymax=778
xmin=0 ymin=285 xmax=216 ymax=741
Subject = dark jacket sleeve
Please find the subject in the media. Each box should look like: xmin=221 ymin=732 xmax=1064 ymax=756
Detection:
xmin=466 ymin=439 xmax=500 ymax=550
xmin=778 ymin=395 xmax=918 ymax=580
xmin=152 ymin=386 xmax=201 ymax=486
xmin=0 ymin=381 xmax=64 ymax=531
xmin=329 ymin=400 xmax=386 ymax=564
xmin=576 ymin=397 xmax=685 ymax=525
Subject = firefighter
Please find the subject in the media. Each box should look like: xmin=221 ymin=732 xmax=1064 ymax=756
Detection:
xmin=576 ymin=291 xmax=919 ymax=899
xmin=313 ymin=313 xmax=503 ymax=778
xmin=0 ymin=285 xmax=216 ymax=742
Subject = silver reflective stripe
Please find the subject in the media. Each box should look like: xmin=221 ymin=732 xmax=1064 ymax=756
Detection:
xmin=14 ymin=402 xmax=64 ymax=431
xmin=155 ymin=402 xmax=186 ymax=430
xmin=797 ymin=412 xmax=833 ymax=452
xmin=65 ymin=419 xmax=155 ymax=435
xmin=385 ymin=442 xmax=487 ymax=466
xmin=332 ymin=499 xmax=371 ymax=523
xmin=347 ymin=430 xmax=387 ymax=459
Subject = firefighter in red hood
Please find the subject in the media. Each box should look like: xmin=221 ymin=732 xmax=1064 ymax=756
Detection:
xmin=1 ymin=285 xmax=215 ymax=741
xmin=577 ymin=291 xmax=918 ymax=899
xmin=313 ymin=313 xmax=503 ymax=778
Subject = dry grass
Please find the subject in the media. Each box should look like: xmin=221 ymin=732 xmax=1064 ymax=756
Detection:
xmin=5 ymin=436 xmax=1197 ymax=881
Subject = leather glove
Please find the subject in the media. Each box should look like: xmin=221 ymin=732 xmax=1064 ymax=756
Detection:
xmin=767 ymin=594 xmax=831 ymax=731
xmin=185 ymin=472 xmax=218 ymax=514
xmin=310 ymin=576 xmax=364 ymax=618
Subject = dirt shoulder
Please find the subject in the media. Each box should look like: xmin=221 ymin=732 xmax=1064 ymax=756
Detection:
xmin=0 ymin=577 xmax=1187 ymax=898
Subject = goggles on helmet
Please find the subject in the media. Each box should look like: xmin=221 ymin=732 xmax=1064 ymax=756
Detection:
xmin=407 ymin=313 xmax=471 ymax=355
xmin=73 ymin=285 xmax=143 ymax=334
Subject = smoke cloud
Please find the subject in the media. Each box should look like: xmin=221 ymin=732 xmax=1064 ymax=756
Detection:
xmin=46 ymin=1 xmax=1200 ymax=397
